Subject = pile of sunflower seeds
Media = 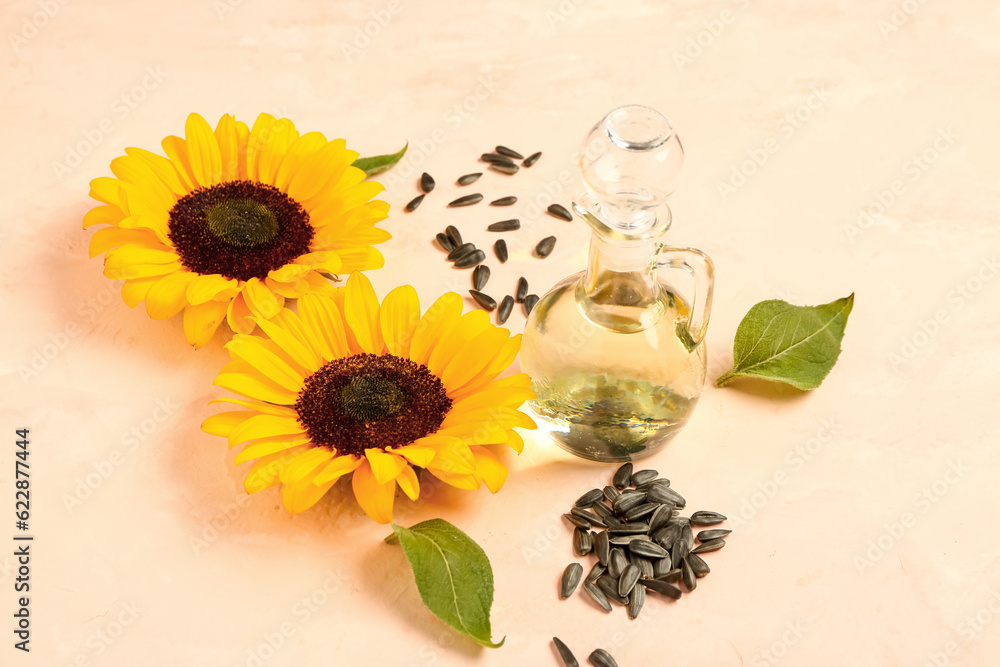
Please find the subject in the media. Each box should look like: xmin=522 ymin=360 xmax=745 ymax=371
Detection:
xmin=402 ymin=145 xmax=576 ymax=323
xmin=559 ymin=463 xmax=730 ymax=621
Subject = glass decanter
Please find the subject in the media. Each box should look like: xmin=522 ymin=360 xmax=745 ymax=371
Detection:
xmin=520 ymin=105 xmax=715 ymax=463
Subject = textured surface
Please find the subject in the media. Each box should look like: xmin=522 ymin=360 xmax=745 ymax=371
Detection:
xmin=2 ymin=0 xmax=1000 ymax=665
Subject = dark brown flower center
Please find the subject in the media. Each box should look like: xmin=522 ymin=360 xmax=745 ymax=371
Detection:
xmin=294 ymin=353 xmax=452 ymax=458
xmin=167 ymin=180 xmax=314 ymax=282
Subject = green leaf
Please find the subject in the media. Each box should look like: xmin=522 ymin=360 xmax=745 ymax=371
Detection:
xmin=716 ymin=293 xmax=854 ymax=390
xmin=352 ymin=143 xmax=408 ymax=177
xmin=388 ymin=519 xmax=504 ymax=648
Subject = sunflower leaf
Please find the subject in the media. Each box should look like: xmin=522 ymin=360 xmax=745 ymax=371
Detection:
xmin=353 ymin=143 xmax=408 ymax=177
xmin=388 ymin=519 xmax=504 ymax=649
xmin=716 ymin=293 xmax=854 ymax=390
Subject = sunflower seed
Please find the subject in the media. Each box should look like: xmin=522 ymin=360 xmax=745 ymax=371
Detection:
xmin=624 ymin=502 xmax=659 ymax=522
xmin=592 ymin=500 xmax=615 ymax=519
xmin=697 ymin=529 xmax=732 ymax=541
xmin=405 ymin=194 xmax=425 ymax=212
xmin=493 ymin=239 xmax=508 ymax=263
xmin=445 ymin=225 xmax=463 ymax=246
xmin=682 ymin=558 xmax=697 ymax=591
xmin=647 ymin=485 xmax=685 ymax=507
xmin=690 ymin=511 xmax=727 ymax=525
xmin=652 ymin=524 xmax=681 ymax=550
xmin=602 ymin=486 xmax=620 ymax=503
xmin=490 ymin=160 xmax=520 ymax=175
xmin=681 ymin=524 xmax=695 ymax=550
xmin=591 ymin=532 xmax=609 ymax=566
xmin=516 ymin=277 xmax=528 ymax=302
xmin=472 ymin=265 xmax=490 ymax=291
xmin=571 ymin=507 xmax=604 ymax=527
xmin=447 ymin=243 xmax=476 ymax=261
xmin=652 ymin=557 xmax=676 ymax=577
xmin=523 ymin=151 xmax=542 ymax=167
xmin=553 ymin=637 xmax=579 ymax=667
xmin=691 ymin=538 xmax=726 ymax=554
xmin=586 ymin=562 xmax=606 ymax=583
xmin=612 ymin=463 xmax=633 ymax=489
xmin=686 ymin=552 xmax=710 ymax=577
xmin=642 ymin=578 xmax=682 ymax=599
xmin=480 ymin=152 xmax=508 ymax=163
xmin=612 ymin=491 xmax=645 ymax=515
xmin=588 ymin=649 xmax=618 ymax=667
xmin=524 ymin=294 xmax=539 ymax=315
xmin=573 ymin=529 xmax=593 ymax=557
xmin=457 ymin=172 xmax=482 ymax=185
xmin=626 ymin=583 xmax=645 ymax=619
xmin=618 ymin=564 xmax=640 ymax=597
xmin=487 ymin=219 xmax=520 ymax=232
xmin=536 ymin=236 xmax=557 ymax=257
xmin=448 ymin=193 xmax=483 ymax=207
xmin=495 ymin=145 xmax=524 ymax=160
xmin=635 ymin=556 xmax=654 ymax=579
xmin=649 ymin=504 xmax=674 ymax=532
xmin=469 ymin=290 xmax=496 ymax=311
xmin=547 ymin=203 xmax=573 ymax=221
xmin=420 ymin=172 xmax=435 ymax=193
xmin=656 ymin=568 xmax=683 ymax=584
xmin=563 ymin=513 xmax=591 ymax=530
xmin=640 ymin=477 xmax=671 ymax=490
xmin=583 ymin=581 xmax=613 ymax=612
xmin=667 ymin=515 xmax=691 ymax=527
xmin=436 ymin=233 xmax=455 ymax=252
xmin=610 ymin=534 xmax=650 ymax=546
xmin=560 ymin=562 xmax=584 ymax=599
xmin=671 ymin=539 xmax=690 ymax=570
xmin=490 ymin=196 xmax=517 ymax=206
xmin=630 ymin=469 xmax=658 ymax=486
xmin=628 ymin=540 xmax=669 ymax=559
xmin=608 ymin=549 xmax=627 ymax=579
xmin=607 ymin=521 xmax=648 ymax=536
xmin=575 ymin=488 xmax=604 ymax=508
xmin=454 ymin=250 xmax=486 ymax=268
xmin=595 ymin=576 xmax=629 ymax=605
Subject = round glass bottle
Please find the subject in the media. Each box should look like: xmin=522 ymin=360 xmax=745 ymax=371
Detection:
xmin=520 ymin=105 xmax=715 ymax=462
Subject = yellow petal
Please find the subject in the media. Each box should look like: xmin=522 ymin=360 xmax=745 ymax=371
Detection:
xmin=294 ymin=294 xmax=350 ymax=361
xmin=242 ymin=277 xmax=284 ymax=320
xmin=120 ymin=277 xmax=158 ymax=308
xmin=208 ymin=397 xmax=295 ymax=417
xmin=187 ymin=274 xmax=240 ymax=305
xmin=234 ymin=434 xmax=312 ymax=465
xmin=104 ymin=245 xmax=178 ymax=268
xmin=379 ymin=285 xmax=420 ymax=357
xmin=449 ymin=386 xmax=536 ymax=414
xmin=160 ymin=135 xmax=198 ymax=192
xmin=244 ymin=446 xmax=309 ymax=493
xmin=396 ymin=465 xmax=420 ymax=501
xmin=441 ymin=328 xmax=512 ymax=390
xmin=427 ymin=309 xmax=492 ymax=378
xmin=245 ymin=113 xmax=276 ymax=182
xmin=274 ymin=131 xmax=327 ymax=191
xmin=109 ymin=155 xmax=176 ymax=210
xmin=286 ymin=138 xmax=353 ymax=203
xmin=145 ymin=271 xmax=198 ymax=319
xmin=280 ymin=447 xmax=333 ymax=485
xmin=506 ymin=429 xmax=524 ymax=454
xmin=104 ymin=262 xmax=183 ymax=281
xmin=225 ymin=335 xmax=306 ymax=392
xmin=450 ymin=335 xmax=523 ymax=400
xmin=256 ymin=118 xmax=299 ymax=186
xmin=201 ymin=410 xmax=257 ymax=437
xmin=424 ymin=438 xmax=477 ymax=476
xmin=473 ymin=448 xmax=508 ymax=494
xmin=183 ymin=299 xmax=229 ymax=348
xmin=351 ymin=460 xmax=395 ymax=524
xmin=88 ymin=177 xmax=124 ymax=207
xmin=214 ymin=114 xmax=242 ymax=182
xmin=364 ymin=450 xmax=407 ymax=485
xmin=226 ymin=292 xmax=256 ymax=335
xmin=83 ymin=204 xmax=125 ymax=230
xmin=283 ymin=472 xmax=336 ymax=515
xmin=228 ymin=413 xmax=306 ymax=449
xmin=253 ymin=313 xmax=320 ymax=371
xmin=89 ymin=227 xmax=160 ymax=258
xmin=313 ymin=454 xmax=363 ymax=485
xmin=215 ymin=371 xmax=299 ymax=405
xmin=123 ymin=146 xmax=188 ymax=197
xmin=185 ymin=113 xmax=223 ymax=186
xmin=344 ymin=271 xmax=383 ymax=353
xmin=409 ymin=292 xmax=463 ymax=366
xmin=329 ymin=246 xmax=384 ymax=272
xmin=391 ymin=445 xmax=435 ymax=468
xmin=268 ymin=262 xmax=313 ymax=283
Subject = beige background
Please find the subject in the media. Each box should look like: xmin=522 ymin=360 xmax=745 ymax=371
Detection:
xmin=2 ymin=0 xmax=999 ymax=665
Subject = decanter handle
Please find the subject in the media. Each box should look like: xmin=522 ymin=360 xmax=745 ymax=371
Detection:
xmin=654 ymin=245 xmax=715 ymax=348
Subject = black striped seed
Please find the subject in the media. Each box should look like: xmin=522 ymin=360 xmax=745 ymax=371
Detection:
xmin=405 ymin=194 xmax=424 ymax=212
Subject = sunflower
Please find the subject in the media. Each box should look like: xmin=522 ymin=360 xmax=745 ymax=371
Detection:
xmin=201 ymin=272 xmax=536 ymax=523
xmin=84 ymin=112 xmax=390 ymax=348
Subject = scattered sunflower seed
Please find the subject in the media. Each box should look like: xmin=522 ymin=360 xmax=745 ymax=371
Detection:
xmin=602 ymin=486 xmax=621 ymax=503
xmin=553 ymin=637 xmax=579 ymax=667
xmin=563 ymin=513 xmax=591 ymax=530
xmin=469 ymin=290 xmax=496 ymax=311
xmin=487 ymin=219 xmax=520 ymax=232
xmin=671 ymin=538 xmax=690 ymax=570
xmin=595 ymin=576 xmax=629 ymax=606
xmin=493 ymin=239 xmax=508 ymax=263
xmin=652 ymin=524 xmax=681 ymax=550
xmin=588 ymin=648 xmax=618 ymax=667
xmin=574 ymin=529 xmax=593 ymax=557
xmin=634 ymin=556 xmax=654 ymax=579
xmin=457 ymin=172 xmax=482 ymax=185
xmin=547 ymin=203 xmax=573 ymax=221
xmin=697 ymin=529 xmax=732 ymax=541
xmin=472 ymin=265 xmax=490 ymax=290
xmin=498 ymin=296 xmax=514 ymax=324
xmin=447 ymin=243 xmax=475 ymax=261
xmin=489 ymin=160 xmax=520 ymax=175
xmin=436 ymin=233 xmax=455 ymax=252
xmin=495 ymin=145 xmax=524 ymax=159
xmin=420 ymin=172 xmax=435 ymax=193
xmin=536 ymin=236 xmax=557 ymax=257
xmin=630 ymin=469 xmax=658 ymax=486
xmin=405 ymin=194 xmax=425 ymax=212
xmin=608 ymin=521 xmax=648 ymax=536
xmin=687 ymin=553 xmax=710 ymax=577
xmin=571 ymin=507 xmax=602 ymax=526
xmin=586 ymin=562 xmax=606 ymax=584
xmin=628 ymin=540 xmax=669 ymax=559
xmin=454 ymin=249 xmax=486 ymax=268
xmin=690 ymin=511 xmax=728 ymax=525
xmin=649 ymin=504 xmax=674 ymax=532
xmin=642 ymin=578 xmax=682 ymax=599
xmin=593 ymin=500 xmax=615 ymax=519
xmin=627 ymin=583 xmax=645 ymax=619
xmin=595 ymin=530 xmax=610 ymax=566
xmin=681 ymin=558 xmax=697 ymax=591
xmin=624 ymin=502 xmax=659 ymax=522
xmin=656 ymin=568 xmax=683 ymax=584
xmin=681 ymin=524 xmax=695 ymax=551
xmin=448 ymin=193 xmax=483 ymax=207
xmin=560 ymin=563 xmax=584 ymax=599
xmin=575 ymin=489 xmax=604 ymax=508
xmin=515 ymin=277 xmax=528 ymax=302
xmin=608 ymin=549 xmax=627 ymax=579
xmin=490 ymin=196 xmax=517 ymax=206
xmin=445 ymin=225 xmax=463 ymax=246
xmin=612 ymin=492 xmax=646 ymax=515
xmin=523 ymin=151 xmax=542 ymax=167
xmin=618 ymin=564 xmax=640 ymax=597
xmin=610 ymin=534 xmax=650 ymax=547
xmin=584 ymin=581 xmax=613 ymax=612
xmin=647 ymin=485 xmax=686 ymax=507
xmin=612 ymin=463 xmax=633 ymax=489
xmin=480 ymin=152 xmax=508 ymax=163
xmin=524 ymin=294 xmax=539 ymax=315
xmin=691 ymin=538 xmax=726 ymax=554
